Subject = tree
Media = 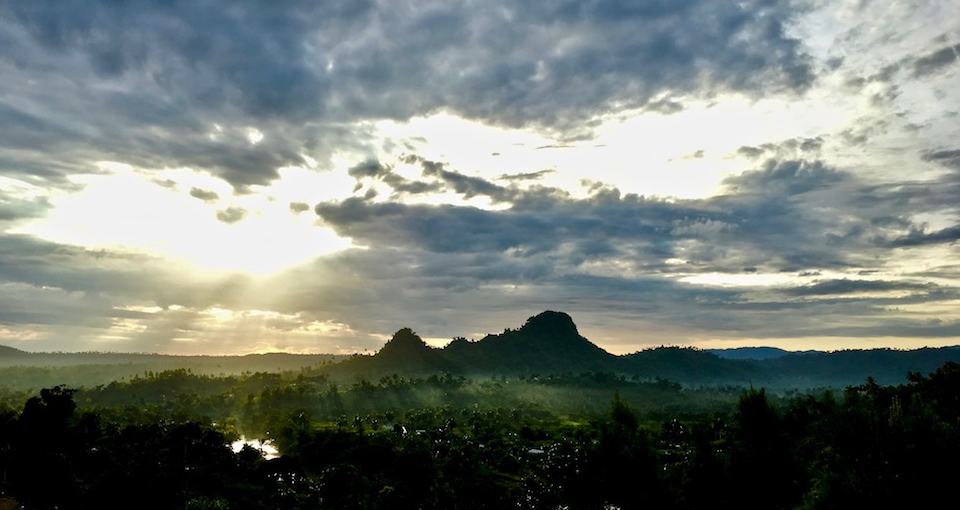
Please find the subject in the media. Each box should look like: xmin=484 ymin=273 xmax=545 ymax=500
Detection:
xmin=729 ymin=387 xmax=800 ymax=510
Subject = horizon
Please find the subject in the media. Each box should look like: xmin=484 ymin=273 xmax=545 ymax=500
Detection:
xmin=2 ymin=310 xmax=958 ymax=357
xmin=1 ymin=1 xmax=958 ymax=355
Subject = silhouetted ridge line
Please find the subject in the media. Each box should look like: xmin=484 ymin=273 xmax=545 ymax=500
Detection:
xmin=0 ymin=345 xmax=28 ymax=357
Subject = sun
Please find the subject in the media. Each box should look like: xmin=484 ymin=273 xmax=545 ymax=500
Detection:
xmin=14 ymin=163 xmax=352 ymax=276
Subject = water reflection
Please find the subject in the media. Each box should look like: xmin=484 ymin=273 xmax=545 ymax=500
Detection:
xmin=230 ymin=437 xmax=279 ymax=460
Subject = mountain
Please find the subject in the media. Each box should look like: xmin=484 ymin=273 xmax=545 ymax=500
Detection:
xmin=443 ymin=311 xmax=616 ymax=374
xmin=333 ymin=311 xmax=960 ymax=388
xmin=330 ymin=327 xmax=459 ymax=376
xmin=340 ymin=311 xmax=755 ymax=382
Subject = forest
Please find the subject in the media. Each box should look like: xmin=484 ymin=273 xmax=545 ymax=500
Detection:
xmin=1 ymin=360 xmax=958 ymax=510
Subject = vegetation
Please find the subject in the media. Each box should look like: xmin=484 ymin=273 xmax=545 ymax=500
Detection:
xmin=2 ymin=313 xmax=959 ymax=508
xmin=0 ymin=361 xmax=958 ymax=509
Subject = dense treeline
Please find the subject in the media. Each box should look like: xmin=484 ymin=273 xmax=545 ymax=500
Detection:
xmin=0 ymin=355 xmax=346 ymax=391
xmin=0 ymin=368 xmax=738 ymax=437
xmin=0 ymin=363 xmax=958 ymax=509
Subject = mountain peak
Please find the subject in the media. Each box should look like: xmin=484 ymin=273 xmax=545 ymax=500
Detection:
xmin=520 ymin=311 xmax=579 ymax=338
xmin=355 ymin=327 xmax=456 ymax=374
xmin=378 ymin=327 xmax=430 ymax=356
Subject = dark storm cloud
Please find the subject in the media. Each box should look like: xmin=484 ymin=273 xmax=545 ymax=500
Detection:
xmin=1 ymin=0 xmax=814 ymax=189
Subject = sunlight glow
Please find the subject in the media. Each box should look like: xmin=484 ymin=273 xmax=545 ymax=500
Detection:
xmin=247 ymin=127 xmax=264 ymax=145
xmin=679 ymin=273 xmax=800 ymax=287
xmin=15 ymin=168 xmax=352 ymax=275
xmin=365 ymin=94 xmax=859 ymax=203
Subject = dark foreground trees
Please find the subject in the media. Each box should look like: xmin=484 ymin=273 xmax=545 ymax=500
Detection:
xmin=0 ymin=363 xmax=959 ymax=509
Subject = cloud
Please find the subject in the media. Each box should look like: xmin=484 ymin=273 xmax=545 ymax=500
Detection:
xmin=783 ymin=279 xmax=935 ymax=296
xmin=0 ymin=233 xmax=253 ymax=308
xmin=721 ymin=159 xmax=846 ymax=195
xmin=737 ymin=146 xmax=766 ymax=159
xmin=1 ymin=1 xmax=958 ymax=351
xmin=498 ymin=170 xmax=555 ymax=182
xmin=189 ymin=187 xmax=219 ymax=203
xmin=889 ymin=225 xmax=960 ymax=247
xmin=0 ymin=0 xmax=816 ymax=190
xmin=912 ymin=42 xmax=960 ymax=77
xmin=415 ymin=157 xmax=515 ymax=202
xmin=347 ymin=159 xmax=443 ymax=196
xmin=0 ymin=193 xmax=50 ymax=222
xmin=346 ymin=156 xmax=529 ymax=202
xmin=216 ymin=207 xmax=246 ymax=224
xmin=347 ymin=160 xmax=392 ymax=180
xmin=289 ymin=202 xmax=310 ymax=214
xmin=736 ymin=136 xmax=825 ymax=159
xmin=318 ymin=158 xmax=879 ymax=276
xmin=644 ymin=97 xmax=685 ymax=114
xmin=923 ymin=149 xmax=960 ymax=170
xmin=307 ymin=154 xmax=960 ymax=343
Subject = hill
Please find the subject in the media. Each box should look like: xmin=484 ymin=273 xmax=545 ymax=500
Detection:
xmin=0 ymin=345 xmax=28 ymax=358
xmin=334 ymin=311 xmax=763 ymax=384
xmin=3 ymin=312 xmax=959 ymax=390
xmin=328 ymin=327 xmax=460 ymax=376
xmin=332 ymin=311 xmax=960 ymax=388
xmin=763 ymin=346 xmax=960 ymax=387
xmin=706 ymin=347 xmax=820 ymax=360
xmin=443 ymin=310 xmax=616 ymax=374
xmin=620 ymin=347 xmax=763 ymax=384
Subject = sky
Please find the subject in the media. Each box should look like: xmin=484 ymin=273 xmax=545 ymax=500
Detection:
xmin=0 ymin=0 xmax=958 ymax=355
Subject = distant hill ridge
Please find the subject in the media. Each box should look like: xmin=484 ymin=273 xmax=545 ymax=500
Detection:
xmin=0 ymin=345 xmax=27 ymax=357
xmin=3 ymin=311 xmax=960 ymax=388
xmin=706 ymin=347 xmax=822 ymax=360
xmin=334 ymin=310 xmax=960 ymax=387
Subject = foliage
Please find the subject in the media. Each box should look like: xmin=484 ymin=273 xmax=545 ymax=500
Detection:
xmin=0 ymin=364 xmax=958 ymax=509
